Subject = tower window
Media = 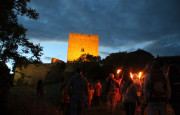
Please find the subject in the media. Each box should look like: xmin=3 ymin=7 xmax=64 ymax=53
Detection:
xmin=81 ymin=48 xmax=84 ymax=52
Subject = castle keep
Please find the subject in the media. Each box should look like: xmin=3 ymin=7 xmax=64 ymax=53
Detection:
xmin=67 ymin=33 xmax=99 ymax=62
xmin=14 ymin=33 xmax=99 ymax=85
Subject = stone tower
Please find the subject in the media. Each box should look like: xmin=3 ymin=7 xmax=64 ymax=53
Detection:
xmin=67 ymin=33 xmax=99 ymax=62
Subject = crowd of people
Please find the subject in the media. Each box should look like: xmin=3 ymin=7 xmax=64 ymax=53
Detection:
xmin=36 ymin=60 xmax=180 ymax=115
xmin=0 ymin=59 xmax=179 ymax=115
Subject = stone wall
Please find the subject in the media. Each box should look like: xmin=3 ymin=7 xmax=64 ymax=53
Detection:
xmin=14 ymin=63 xmax=65 ymax=85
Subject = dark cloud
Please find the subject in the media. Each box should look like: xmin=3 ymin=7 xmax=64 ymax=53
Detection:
xmin=144 ymin=36 xmax=180 ymax=56
xmin=19 ymin=0 xmax=180 ymax=56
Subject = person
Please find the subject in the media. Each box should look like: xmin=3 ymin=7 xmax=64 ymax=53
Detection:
xmin=61 ymin=80 xmax=71 ymax=115
xmin=132 ymin=74 xmax=141 ymax=96
xmin=67 ymin=68 xmax=88 ymax=115
xmin=140 ymin=64 xmax=151 ymax=115
xmin=94 ymin=80 xmax=102 ymax=106
xmin=0 ymin=62 xmax=10 ymax=114
xmin=168 ymin=64 xmax=180 ymax=115
xmin=106 ymin=74 xmax=117 ymax=112
xmin=36 ymin=79 xmax=44 ymax=97
xmin=121 ymin=69 xmax=140 ymax=115
xmin=88 ymin=83 xmax=94 ymax=108
xmin=115 ymin=72 xmax=122 ymax=103
xmin=143 ymin=61 xmax=171 ymax=115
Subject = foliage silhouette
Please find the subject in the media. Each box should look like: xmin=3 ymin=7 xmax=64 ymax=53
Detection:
xmin=101 ymin=49 xmax=154 ymax=74
xmin=73 ymin=54 xmax=105 ymax=80
xmin=0 ymin=0 xmax=43 ymax=69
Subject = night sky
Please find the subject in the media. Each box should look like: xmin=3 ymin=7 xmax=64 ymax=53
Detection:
xmin=18 ymin=0 xmax=180 ymax=63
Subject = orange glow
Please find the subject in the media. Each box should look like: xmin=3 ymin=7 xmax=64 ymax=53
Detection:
xmin=117 ymin=69 xmax=121 ymax=74
xmin=67 ymin=33 xmax=99 ymax=62
xmin=130 ymin=72 xmax=133 ymax=79
xmin=138 ymin=72 xmax=142 ymax=79
xmin=51 ymin=58 xmax=63 ymax=63
xmin=129 ymin=72 xmax=143 ymax=79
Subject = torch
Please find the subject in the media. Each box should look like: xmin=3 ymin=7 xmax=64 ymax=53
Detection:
xmin=117 ymin=69 xmax=121 ymax=74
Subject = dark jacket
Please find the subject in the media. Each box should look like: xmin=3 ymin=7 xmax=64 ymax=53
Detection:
xmin=67 ymin=73 xmax=88 ymax=98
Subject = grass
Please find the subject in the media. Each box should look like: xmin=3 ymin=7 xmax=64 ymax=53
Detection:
xmin=7 ymin=84 xmax=62 ymax=115
xmin=7 ymin=83 xmax=174 ymax=115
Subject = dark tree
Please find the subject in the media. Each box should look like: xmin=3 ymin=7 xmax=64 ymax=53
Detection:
xmin=0 ymin=0 xmax=43 ymax=68
xmin=73 ymin=54 xmax=105 ymax=80
xmin=102 ymin=49 xmax=154 ymax=74
xmin=75 ymin=54 xmax=101 ymax=62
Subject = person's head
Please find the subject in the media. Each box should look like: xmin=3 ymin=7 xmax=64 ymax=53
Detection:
xmin=76 ymin=68 xmax=82 ymax=74
xmin=122 ymin=68 xmax=129 ymax=77
xmin=37 ymin=79 xmax=43 ymax=85
xmin=145 ymin=63 xmax=151 ymax=73
xmin=151 ymin=60 xmax=161 ymax=70
xmin=167 ymin=64 xmax=178 ymax=77
xmin=90 ymin=83 xmax=94 ymax=90
xmin=96 ymin=80 xmax=100 ymax=84
xmin=132 ymin=74 xmax=138 ymax=79
xmin=109 ymin=74 xmax=114 ymax=79
xmin=116 ymin=72 xmax=122 ymax=79
xmin=122 ymin=68 xmax=132 ymax=83
xmin=88 ymin=82 xmax=90 ymax=86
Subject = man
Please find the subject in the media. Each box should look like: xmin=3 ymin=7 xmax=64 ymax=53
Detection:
xmin=106 ymin=74 xmax=117 ymax=112
xmin=143 ymin=61 xmax=171 ymax=115
xmin=168 ymin=65 xmax=180 ymax=115
xmin=67 ymin=68 xmax=88 ymax=115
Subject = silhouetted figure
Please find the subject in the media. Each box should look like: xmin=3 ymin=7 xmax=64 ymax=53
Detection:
xmin=61 ymin=80 xmax=70 ymax=115
xmin=121 ymin=69 xmax=140 ymax=115
xmin=140 ymin=64 xmax=151 ymax=115
xmin=168 ymin=65 xmax=180 ymax=115
xmin=67 ymin=68 xmax=88 ymax=115
xmin=106 ymin=74 xmax=117 ymax=112
xmin=88 ymin=83 xmax=94 ymax=108
xmin=94 ymin=80 xmax=102 ymax=106
xmin=143 ymin=61 xmax=171 ymax=115
xmin=0 ymin=62 xmax=10 ymax=114
xmin=132 ymin=74 xmax=141 ymax=95
xmin=115 ymin=73 xmax=122 ymax=103
xmin=36 ymin=80 xmax=44 ymax=97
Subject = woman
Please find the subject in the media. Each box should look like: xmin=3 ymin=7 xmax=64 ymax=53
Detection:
xmin=121 ymin=69 xmax=140 ymax=115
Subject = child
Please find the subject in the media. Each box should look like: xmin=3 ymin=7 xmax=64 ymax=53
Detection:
xmin=88 ymin=83 xmax=94 ymax=108
xmin=94 ymin=80 xmax=102 ymax=106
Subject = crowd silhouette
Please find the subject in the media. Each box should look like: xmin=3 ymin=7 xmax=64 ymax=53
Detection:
xmin=1 ymin=60 xmax=180 ymax=115
xmin=59 ymin=60 xmax=180 ymax=115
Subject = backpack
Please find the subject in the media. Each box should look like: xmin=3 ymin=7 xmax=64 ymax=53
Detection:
xmin=148 ymin=70 xmax=167 ymax=102
xmin=106 ymin=78 xmax=116 ymax=94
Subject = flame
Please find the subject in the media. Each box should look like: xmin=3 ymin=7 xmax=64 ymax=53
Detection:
xmin=130 ymin=72 xmax=133 ymax=79
xmin=117 ymin=69 xmax=121 ymax=74
xmin=138 ymin=72 xmax=142 ymax=79
xmin=129 ymin=72 xmax=143 ymax=79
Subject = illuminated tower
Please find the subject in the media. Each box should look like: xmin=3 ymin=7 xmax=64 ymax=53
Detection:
xmin=67 ymin=33 xmax=99 ymax=62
